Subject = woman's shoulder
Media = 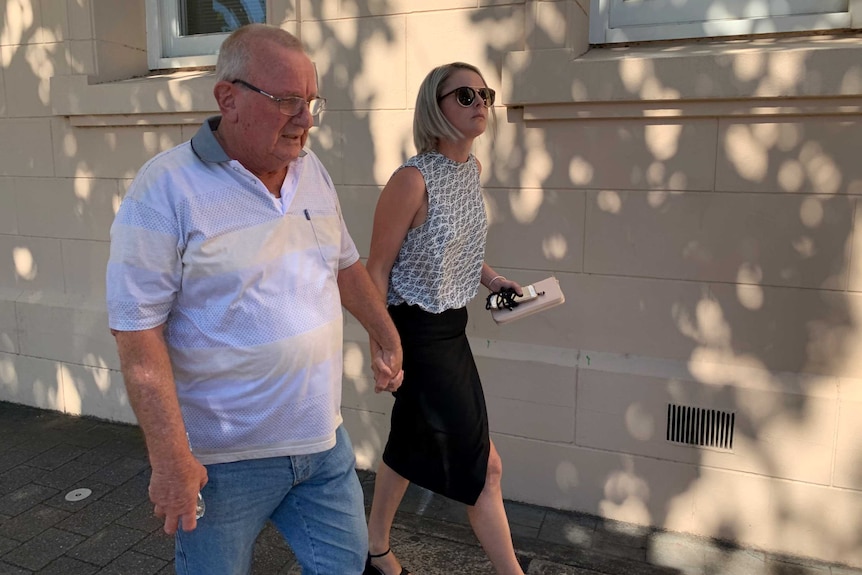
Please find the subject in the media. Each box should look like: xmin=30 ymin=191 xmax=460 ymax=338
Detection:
xmin=403 ymin=151 xmax=438 ymax=168
xmin=388 ymin=162 xmax=426 ymax=193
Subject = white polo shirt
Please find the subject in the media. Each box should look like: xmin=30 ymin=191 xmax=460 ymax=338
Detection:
xmin=106 ymin=117 xmax=359 ymax=464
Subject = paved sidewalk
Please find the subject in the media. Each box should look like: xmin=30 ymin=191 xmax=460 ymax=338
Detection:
xmin=0 ymin=401 xmax=859 ymax=575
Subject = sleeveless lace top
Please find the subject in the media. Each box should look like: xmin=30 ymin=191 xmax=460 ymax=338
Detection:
xmin=387 ymin=150 xmax=488 ymax=313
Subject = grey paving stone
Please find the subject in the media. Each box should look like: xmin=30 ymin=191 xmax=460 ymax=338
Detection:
xmin=26 ymin=445 xmax=88 ymax=472
xmin=0 ymin=505 xmax=70 ymax=542
xmin=275 ymin=558 xmax=301 ymax=575
xmin=587 ymin=520 xmax=653 ymax=563
xmin=132 ymin=531 xmax=175 ymax=562
xmin=66 ymin=525 xmax=147 ymax=567
xmin=99 ymin=423 xmax=146 ymax=446
xmin=0 ymin=533 xmax=20 ymax=554
xmin=515 ymin=530 xmax=680 ymax=575
xmin=537 ymin=510 xmax=597 ymax=549
xmin=55 ymin=501 xmax=131 ymax=537
xmin=399 ymin=510 xmax=479 ymax=548
xmin=1 ymin=528 xmax=85 ymax=571
xmin=425 ymin=497 xmax=470 ymax=526
xmin=100 ymin=475 xmax=149 ymax=509
xmin=256 ymin=522 xmax=291 ymax=550
xmin=73 ymin=447 xmax=125 ymax=469
xmin=30 ymin=412 xmax=92 ymax=433
xmin=505 ymin=500 xmax=548 ymax=529
xmin=96 ymin=550 xmax=166 ymax=575
xmin=0 ymin=560 xmax=31 ymax=574
xmin=371 ymin=524 xmax=499 ymax=575
xmin=94 ymin=461 xmax=149 ymax=490
xmin=510 ymin=520 xmax=541 ymax=539
xmin=647 ymin=531 xmax=712 ymax=573
xmin=396 ymin=483 xmax=445 ymax=517
xmin=10 ymin=438 xmax=62 ymax=460
xmin=52 ymin=424 xmax=112 ymax=450
xmin=0 ymin=467 xmax=44 ymax=498
xmin=0 ymin=449 xmax=43 ymax=476
xmin=600 ymin=518 xmax=655 ymax=539
xmin=32 ymin=461 xmax=102 ymax=492
xmin=527 ymin=559 xmax=602 ymax=574
xmin=115 ymin=502 xmax=162 ymax=533
xmin=251 ymin=542 xmax=296 ymax=574
xmin=594 ymin=525 xmax=652 ymax=551
xmin=590 ymin=529 xmax=649 ymax=563
xmin=3 ymin=403 xmax=861 ymax=575
xmin=35 ymin=556 xmax=99 ymax=575
xmin=0 ymin=484 xmax=59 ymax=517
xmin=703 ymin=548 xmax=766 ymax=575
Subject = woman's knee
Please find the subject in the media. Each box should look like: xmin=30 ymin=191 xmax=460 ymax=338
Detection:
xmin=485 ymin=447 xmax=503 ymax=486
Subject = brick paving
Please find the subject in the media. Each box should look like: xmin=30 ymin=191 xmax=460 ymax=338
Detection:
xmin=0 ymin=401 xmax=858 ymax=575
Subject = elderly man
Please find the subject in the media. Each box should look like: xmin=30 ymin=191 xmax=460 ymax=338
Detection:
xmin=106 ymin=24 xmax=402 ymax=575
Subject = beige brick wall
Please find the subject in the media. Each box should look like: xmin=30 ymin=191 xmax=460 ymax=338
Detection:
xmin=1 ymin=0 xmax=861 ymax=566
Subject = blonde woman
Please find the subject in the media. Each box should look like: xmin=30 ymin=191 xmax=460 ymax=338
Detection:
xmin=365 ymin=62 xmax=525 ymax=575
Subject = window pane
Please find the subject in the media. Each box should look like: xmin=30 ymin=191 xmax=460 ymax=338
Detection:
xmin=180 ymin=0 xmax=266 ymax=36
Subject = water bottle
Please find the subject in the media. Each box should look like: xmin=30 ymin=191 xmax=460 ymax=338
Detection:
xmin=187 ymin=433 xmax=206 ymax=520
xmin=196 ymin=491 xmax=206 ymax=519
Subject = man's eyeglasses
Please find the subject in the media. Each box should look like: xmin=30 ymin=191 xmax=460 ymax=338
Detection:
xmin=232 ymin=79 xmax=326 ymax=117
xmin=438 ymin=86 xmax=496 ymax=108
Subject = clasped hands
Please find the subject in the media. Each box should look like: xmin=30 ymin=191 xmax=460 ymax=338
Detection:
xmin=370 ymin=343 xmax=404 ymax=394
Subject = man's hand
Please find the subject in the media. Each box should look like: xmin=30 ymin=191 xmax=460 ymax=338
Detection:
xmin=371 ymin=339 xmax=404 ymax=393
xmin=149 ymin=454 xmax=208 ymax=534
xmin=113 ymin=326 xmax=208 ymax=534
xmin=338 ymin=261 xmax=404 ymax=393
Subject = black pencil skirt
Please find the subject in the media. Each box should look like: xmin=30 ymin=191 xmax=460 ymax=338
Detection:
xmin=382 ymin=304 xmax=490 ymax=506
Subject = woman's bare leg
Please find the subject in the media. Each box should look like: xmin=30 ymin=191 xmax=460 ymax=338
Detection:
xmin=367 ymin=461 xmax=410 ymax=574
xmin=467 ymin=441 xmax=524 ymax=575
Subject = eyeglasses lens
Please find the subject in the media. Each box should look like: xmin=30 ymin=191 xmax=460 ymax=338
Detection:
xmin=280 ymin=98 xmax=325 ymax=117
xmin=479 ymin=88 xmax=495 ymax=107
xmin=456 ymin=87 xmax=476 ymax=107
xmin=454 ymin=87 xmax=494 ymax=108
xmin=308 ymin=98 xmax=325 ymax=116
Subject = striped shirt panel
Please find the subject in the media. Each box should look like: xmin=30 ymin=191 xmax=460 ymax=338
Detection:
xmin=107 ymin=121 xmax=357 ymax=462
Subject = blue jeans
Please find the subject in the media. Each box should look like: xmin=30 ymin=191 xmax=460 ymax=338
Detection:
xmin=174 ymin=425 xmax=367 ymax=575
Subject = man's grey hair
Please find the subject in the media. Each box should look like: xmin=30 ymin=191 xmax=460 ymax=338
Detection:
xmin=216 ymin=23 xmax=304 ymax=82
xmin=413 ymin=62 xmax=495 ymax=154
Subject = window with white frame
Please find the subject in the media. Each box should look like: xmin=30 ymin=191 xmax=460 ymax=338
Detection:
xmin=590 ymin=0 xmax=859 ymax=44
xmin=146 ymin=0 xmax=267 ymax=70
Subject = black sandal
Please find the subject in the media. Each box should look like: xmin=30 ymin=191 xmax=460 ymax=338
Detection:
xmin=364 ymin=548 xmax=410 ymax=575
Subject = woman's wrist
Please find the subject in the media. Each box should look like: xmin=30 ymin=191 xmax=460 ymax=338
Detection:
xmin=487 ymin=275 xmax=506 ymax=290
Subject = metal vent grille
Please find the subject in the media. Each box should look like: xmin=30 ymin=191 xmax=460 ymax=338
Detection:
xmin=666 ymin=404 xmax=735 ymax=450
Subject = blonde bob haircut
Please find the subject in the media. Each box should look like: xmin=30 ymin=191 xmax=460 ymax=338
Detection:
xmin=413 ymin=62 xmax=496 ymax=154
xmin=216 ymin=23 xmax=304 ymax=83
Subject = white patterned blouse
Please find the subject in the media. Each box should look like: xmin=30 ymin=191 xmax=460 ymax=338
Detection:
xmin=386 ymin=150 xmax=488 ymax=313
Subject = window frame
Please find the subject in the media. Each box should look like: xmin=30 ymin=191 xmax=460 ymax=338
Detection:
xmin=589 ymin=0 xmax=860 ymax=44
xmin=145 ymin=0 xmax=268 ymax=70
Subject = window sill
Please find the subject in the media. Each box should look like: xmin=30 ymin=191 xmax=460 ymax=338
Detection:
xmin=51 ymin=71 xmax=218 ymax=127
xmin=504 ymin=35 xmax=862 ymax=120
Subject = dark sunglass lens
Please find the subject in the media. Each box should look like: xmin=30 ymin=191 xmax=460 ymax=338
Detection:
xmin=456 ymin=87 xmax=476 ymax=107
xmin=479 ymin=88 xmax=495 ymax=107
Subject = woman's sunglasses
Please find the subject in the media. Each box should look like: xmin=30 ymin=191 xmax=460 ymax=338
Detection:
xmin=438 ymin=86 xmax=496 ymax=108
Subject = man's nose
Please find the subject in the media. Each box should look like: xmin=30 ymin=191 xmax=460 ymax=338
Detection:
xmin=292 ymin=104 xmax=314 ymax=128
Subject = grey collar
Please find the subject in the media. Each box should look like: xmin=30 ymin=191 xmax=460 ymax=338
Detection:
xmin=191 ymin=117 xmax=230 ymax=163
xmin=191 ymin=116 xmax=307 ymax=163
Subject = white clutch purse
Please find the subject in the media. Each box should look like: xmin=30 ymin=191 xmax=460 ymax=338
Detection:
xmin=486 ymin=277 xmax=565 ymax=325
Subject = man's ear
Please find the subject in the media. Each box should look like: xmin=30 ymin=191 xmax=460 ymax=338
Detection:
xmin=213 ymin=81 xmax=237 ymax=120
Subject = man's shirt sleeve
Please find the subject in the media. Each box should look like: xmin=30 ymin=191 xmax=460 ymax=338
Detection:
xmin=106 ymin=182 xmax=182 ymax=332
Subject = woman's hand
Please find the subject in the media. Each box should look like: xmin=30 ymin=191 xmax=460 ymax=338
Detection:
xmin=488 ymin=276 xmax=523 ymax=297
